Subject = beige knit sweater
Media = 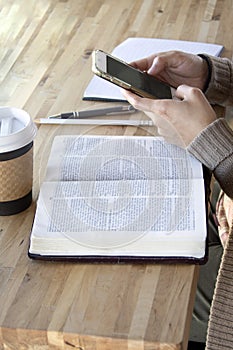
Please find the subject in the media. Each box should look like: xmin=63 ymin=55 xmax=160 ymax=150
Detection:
xmin=187 ymin=55 xmax=233 ymax=349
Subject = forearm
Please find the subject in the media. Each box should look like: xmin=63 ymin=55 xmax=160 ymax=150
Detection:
xmin=202 ymin=55 xmax=233 ymax=106
xmin=187 ymin=118 xmax=233 ymax=198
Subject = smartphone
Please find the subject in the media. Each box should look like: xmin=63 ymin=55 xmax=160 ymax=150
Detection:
xmin=92 ymin=49 xmax=172 ymax=99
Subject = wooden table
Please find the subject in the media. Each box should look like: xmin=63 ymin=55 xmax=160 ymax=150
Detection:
xmin=0 ymin=1 xmax=232 ymax=349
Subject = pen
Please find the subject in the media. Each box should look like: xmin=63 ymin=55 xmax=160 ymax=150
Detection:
xmin=48 ymin=105 xmax=136 ymax=119
xmin=34 ymin=118 xmax=154 ymax=126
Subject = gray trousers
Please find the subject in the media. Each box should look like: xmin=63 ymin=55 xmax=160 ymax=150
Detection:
xmin=189 ymin=182 xmax=223 ymax=343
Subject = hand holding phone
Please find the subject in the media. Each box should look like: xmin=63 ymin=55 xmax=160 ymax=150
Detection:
xmin=92 ymin=49 xmax=172 ymax=99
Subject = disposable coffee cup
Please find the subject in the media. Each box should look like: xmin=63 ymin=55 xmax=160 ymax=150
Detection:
xmin=0 ymin=107 xmax=37 ymax=215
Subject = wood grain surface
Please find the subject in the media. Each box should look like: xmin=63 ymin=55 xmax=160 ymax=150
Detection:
xmin=0 ymin=1 xmax=233 ymax=349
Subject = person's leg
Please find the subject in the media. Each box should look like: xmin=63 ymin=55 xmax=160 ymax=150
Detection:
xmin=188 ymin=181 xmax=223 ymax=347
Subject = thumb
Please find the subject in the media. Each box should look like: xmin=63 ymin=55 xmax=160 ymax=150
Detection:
xmin=175 ymin=84 xmax=192 ymax=100
xmin=147 ymin=56 xmax=164 ymax=75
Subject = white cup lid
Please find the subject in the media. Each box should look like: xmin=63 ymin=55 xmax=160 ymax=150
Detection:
xmin=0 ymin=107 xmax=37 ymax=153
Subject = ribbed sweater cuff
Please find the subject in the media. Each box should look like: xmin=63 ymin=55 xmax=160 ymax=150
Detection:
xmin=201 ymin=55 xmax=233 ymax=105
xmin=187 ymin=118 xmax=233 ymax=170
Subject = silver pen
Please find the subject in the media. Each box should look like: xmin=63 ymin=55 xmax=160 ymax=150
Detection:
xmin=48 ymin=105 xmax=136 ymax=119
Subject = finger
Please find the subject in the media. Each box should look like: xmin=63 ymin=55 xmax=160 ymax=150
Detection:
xmin=147 ymin=51 xmax=179 ymax=75
xmin=175 ymin=84 xmax=203 ymax=101
xmin=175 ymin=84 xmax=191 ymax=100
xmin=121 ymin=89 xmax=152 ymax=111
xmin=147 ymin=55 xmax=165 ymax=75
xmin=121 ymin=87 xmax=177 ymax=121
xmin=129 ymin=56 xmax=155 ymax=72
xmin=121 ymin=88 xmax=140 ymax=107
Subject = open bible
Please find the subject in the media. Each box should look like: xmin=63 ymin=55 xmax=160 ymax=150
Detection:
xmin=29 ymin=135 xmax=208 ymax=263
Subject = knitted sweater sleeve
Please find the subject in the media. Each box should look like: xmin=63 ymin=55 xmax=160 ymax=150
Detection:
xmin=187 ymin=118 xmax=233 ymax=198
xmin=202 ymin=55 xmax=233 ymax=106
xmin=187 ymin=54 xmax=233 ymax=198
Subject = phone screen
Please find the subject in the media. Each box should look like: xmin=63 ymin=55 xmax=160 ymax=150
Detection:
xmin=106 ymin=56 xmax=172 ymax=99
